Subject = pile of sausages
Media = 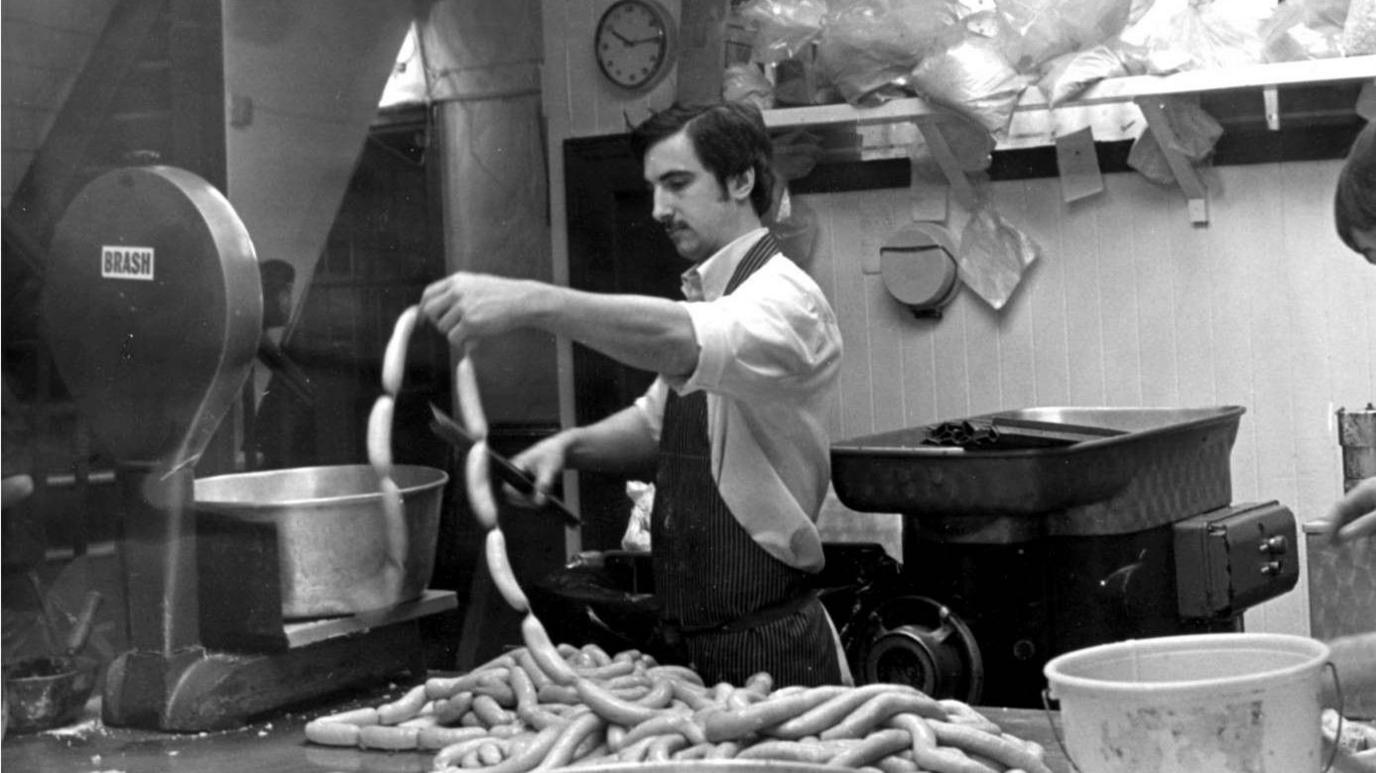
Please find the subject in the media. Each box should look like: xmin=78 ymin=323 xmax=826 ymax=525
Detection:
xmin=312 ymin=306 xmax=1054 ymax=773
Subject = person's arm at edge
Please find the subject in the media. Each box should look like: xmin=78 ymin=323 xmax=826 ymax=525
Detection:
xmin=1323 ymin=477 xmax=1376 ymax=545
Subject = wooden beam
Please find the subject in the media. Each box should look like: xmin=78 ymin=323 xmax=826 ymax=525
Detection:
xmin=4 ymin=0 xmax=169 ymax=256
xmin=675 ymin=0 xmax=729 ymax=107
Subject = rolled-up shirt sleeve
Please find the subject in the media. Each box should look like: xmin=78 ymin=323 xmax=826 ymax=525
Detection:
xmin=632 ymin=377 xmax=669 ymax=444
xmin=680 ymin=266 xmax=841 ymax=402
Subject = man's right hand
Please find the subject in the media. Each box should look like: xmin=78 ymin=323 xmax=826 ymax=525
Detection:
xmin=420 ymin=272 xmax=549 ymax=353
xmin=504 ymin=432 xmax=573 ymax=509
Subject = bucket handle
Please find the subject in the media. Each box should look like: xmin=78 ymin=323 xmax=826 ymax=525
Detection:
xmin=1043 ymin=662 xmax=1345 ymax=773
xmin=1323 ymin=660 xmax=1344 ymax=773
xmin=1039 ymin=688 xmax=1085 ymax=773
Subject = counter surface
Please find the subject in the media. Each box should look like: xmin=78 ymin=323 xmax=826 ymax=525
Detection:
xmin=1 ymin=691 xmax=1072 ymax=772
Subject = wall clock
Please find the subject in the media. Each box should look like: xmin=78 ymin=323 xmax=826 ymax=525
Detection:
xmin=595 ymin=0 xmax=675 ymax=92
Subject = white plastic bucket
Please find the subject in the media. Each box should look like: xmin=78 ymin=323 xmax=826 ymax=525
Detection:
xmin=1044 ymin=633 xmax=1332 ymax=773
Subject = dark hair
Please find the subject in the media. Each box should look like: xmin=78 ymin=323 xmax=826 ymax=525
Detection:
xmin=630 ymin=102 xmax=775 ymax=217
xmin=1335 ymin=121 xmax=1376 ymax=256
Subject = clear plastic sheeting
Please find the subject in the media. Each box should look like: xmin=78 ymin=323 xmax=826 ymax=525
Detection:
xmin=1127 ymin=95 xmax=1223 ymax=186
xmin=910 ymin=12 xmax=1031 ymax=139
xmin=1116 ymin=0 xmax=1274 ymax=74
xmin=813 ymin=0 xmax=968 ymax=106
xmin=957 ymin=200 xmax=1041 ymax=311
xmin=994 ymin=0 xmax=1134 ymax=72
xmin=738 ymin=0 xmax=831 ymax=63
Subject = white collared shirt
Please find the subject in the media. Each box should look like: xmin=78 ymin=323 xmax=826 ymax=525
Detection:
xmin=633 ymin=228 xmax=843 ymax=572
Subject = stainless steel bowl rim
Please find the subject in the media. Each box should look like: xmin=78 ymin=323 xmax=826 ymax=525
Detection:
xmin=194 ymin=464 xmax=448 ymax=508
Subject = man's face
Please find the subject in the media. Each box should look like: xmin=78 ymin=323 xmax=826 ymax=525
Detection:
xmin=643 ymin=130 xmax=749 ymax=263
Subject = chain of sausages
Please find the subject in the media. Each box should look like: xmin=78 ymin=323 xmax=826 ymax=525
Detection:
xmin=362 ymin=305 xmax=421 ymax=607
xmin=316 ymin=315 xmax=1055 ymax=773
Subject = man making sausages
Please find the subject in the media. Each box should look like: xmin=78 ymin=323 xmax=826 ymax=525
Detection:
xmin=420 ymin=101 xmax=847 ymax=687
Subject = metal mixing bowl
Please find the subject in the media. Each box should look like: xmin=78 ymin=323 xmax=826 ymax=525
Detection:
xmin=194 ymin=464 xmax=448 ymax=619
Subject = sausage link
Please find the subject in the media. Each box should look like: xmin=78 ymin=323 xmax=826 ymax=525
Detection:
xmin=509 ymin=662 xmax=538 ymax=713
xmin=929 ymin=720 xmax=1054 ymax=773
xmin=769 ymin=684 xmax=941 ymax=740
xmin=874 ymin=754 xmax=922 ymax=773
xmin=521 ymin=613 xmax=579 ymax=686
xmin=377 ymin=684 xmax=429 ymax=725
xmin=581 ymin=643 xmax=612 ymax=667
xmin=613 ymin=734 xmax=664 ymax=763
xmin=455 ymin=357 xmax=489 ymax=439
xmin=912 ymin=744 xmax=998 ymax=773
xmin=427 ymin=670 xmax=508 ymax=701
xmin=382 ymin=305 xmax=419 ymax=396
xmin=419 ymin=725 xmax=488 ymax=750
xmin=645 ymin=665 xmax=704 ymax=687
xmin=704 ymin=741 xmax=742 ymax=759
xmin=939 ymin=699 xmax=1003 ymax=735
xmin=480 ymin=674 xmax=518 ymax=705
xmin=366 ymin=395 xmax=395 ymax=476
xmin=743 ymin=671 xmax=774 ymax=695
xmin=478 ymin=741 xmax=506 ymax=766
xmin=472 ymin=693 xmax=515 ymax=728
xmin=631 ymin=678 xmax=675 ymax=709
xmin=377 ymin=475 xmax=408 ymax=580
xmin=736 ymin=739 xmax=838 ymax=763
xmin=358 ymin=724 xmax=421 ymax=750
xmin=537 ymin=683 xmax=581 ymax=704
xmin=574 ymin=676 xmax=659 ymax=726
xmin=517 ymin=650 xmax=554 ymax=692
xmin=602 ymin=673 xmax=652 ymax=691
xmin=314 ymin=707 xmax=380 ymax=726
xmin=532 ymin=710 xmax=604 ymax=770
xmin=433 ymin=692 xmax=475 ymax=725
xmin=435 ymin=735 xmax=501 ymax=769
xmin=567 ymin=735 xmax=605 ymax=767
xmin=701 ymin=685 xmax=849 ymax=742
xmin=828 ymin=728 xmax=911 ymax=768
xmin=304 ymin=719 xmax=360 ymax=747
xmin=485 ymin=528 xmax=530 ymax=613
xmin=465 ymin=443 xmax=499 ymax=530
xmin=646 ymin=733 xmax=689 ymax=761
xmin=481 ymin=722 xmax=563 ymax=773
xmin=669 ymin=678 xmax=713 ymax=710
xmin=617 ymin=710 xmax=706 ymax=750
xmin=575 ymin=658 xmax=635 ymax=680
xmin=672 ymin=742 xmax=715 ymax=760
xmin=819 ymin=691 xmax=949 ymax=740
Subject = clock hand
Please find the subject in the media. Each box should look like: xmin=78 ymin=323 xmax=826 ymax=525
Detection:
xmin=611 ymin=28 xmax=635 ymax=46
xmin=628 ymin=34 xmax=663 ymax=45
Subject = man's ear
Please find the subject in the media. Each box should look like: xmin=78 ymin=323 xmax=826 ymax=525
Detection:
xmin=726 ymin=168 xmax=755 ymax=205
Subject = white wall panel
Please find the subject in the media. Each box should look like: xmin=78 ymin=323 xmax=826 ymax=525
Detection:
xmin=540 ymin=1 xmax=1376 ymax=637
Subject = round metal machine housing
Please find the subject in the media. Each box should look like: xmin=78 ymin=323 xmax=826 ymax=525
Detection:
xmin=42 ymin=165 xmax=262 ymax=469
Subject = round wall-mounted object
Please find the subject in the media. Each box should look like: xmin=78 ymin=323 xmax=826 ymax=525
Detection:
xmin=594 ymin=0 xmax=676 ymax=92
xmin=879 ymin=222 xmax=960 ymax=318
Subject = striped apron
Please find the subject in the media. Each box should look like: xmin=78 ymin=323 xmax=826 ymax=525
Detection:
xmin=650 ymin=233 xmax=842 ymax=687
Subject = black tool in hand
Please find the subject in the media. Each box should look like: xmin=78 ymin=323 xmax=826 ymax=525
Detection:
xmin=428 ymin=403 xmax=581 ymax=526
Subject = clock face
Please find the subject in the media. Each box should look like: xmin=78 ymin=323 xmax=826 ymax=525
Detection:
xmin=595 ymin=0 xmax=671 ymax=90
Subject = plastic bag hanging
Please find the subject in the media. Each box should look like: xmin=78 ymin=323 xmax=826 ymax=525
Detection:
xmin=957 ymin=199 xmax=1041 ymax=310
xmin=994 ymin=0 xmax=1134 ymax=73
xmin=814 ymin=0 xmax=967 ymax=106
xmin=737 ymin=0 xmax=830 ymax=63
xmin=1127 ymin=95 xmax=1222 ymax=186
xmin=910 ymin=11 xmax=1032 ymax=140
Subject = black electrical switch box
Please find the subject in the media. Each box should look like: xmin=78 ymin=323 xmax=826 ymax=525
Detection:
xmin=1174 ymin=501 xmax=1299 ymax=619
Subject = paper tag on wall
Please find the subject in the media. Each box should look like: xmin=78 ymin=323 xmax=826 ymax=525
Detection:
xmin=1055 ymin=127 xmax=1103 ymax=204
xmin=909 ymin=175 xmax=948 ymax=226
